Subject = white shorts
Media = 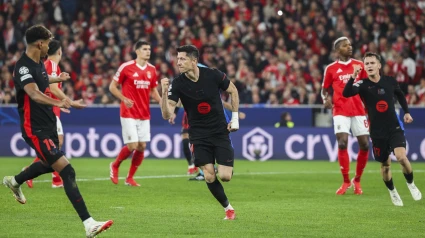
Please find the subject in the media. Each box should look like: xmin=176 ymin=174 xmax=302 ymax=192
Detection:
xmin=56 ymin=116 xmax=64 ymax=135
xmin=333 ymin=115 xmax=369 ymax=136
xmin=120 ymin=117 xmax=151 ymax=144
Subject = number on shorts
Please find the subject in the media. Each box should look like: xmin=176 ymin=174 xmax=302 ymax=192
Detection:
xmin=373 ymin=147 xmax=380 ymax=156
xmin=364 ymin=120 xmax=369 ymax=128
xmin=43 ymin=139 xmax=56 ymax=151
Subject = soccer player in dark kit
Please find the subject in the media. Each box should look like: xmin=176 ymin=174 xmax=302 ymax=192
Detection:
xmin=160 ymin=45 xmax=239 ymax=220
xmin=2 ymin=25 xmax=113 ymax=237
xmin=343 ymin=52 xmax=422 ymax=206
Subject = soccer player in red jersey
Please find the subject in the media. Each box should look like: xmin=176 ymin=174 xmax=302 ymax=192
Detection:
xmin=25 ymin=39 xmax=66 ymax=188
xmin=3 ymin=25 xmax=113 ymax=238
xmin=321 ymin=37 xmax=370 ymax=195
xmin=109 ymin=40 xmax=161 ymax=186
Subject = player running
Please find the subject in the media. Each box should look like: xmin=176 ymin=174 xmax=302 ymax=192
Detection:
xmin=321 ymin=36 xmax=370 ymax=195
xmin=160 ymin=45 xmax=239 ymax=220
xmin=343 ymin=52 xmax=422 ymax=206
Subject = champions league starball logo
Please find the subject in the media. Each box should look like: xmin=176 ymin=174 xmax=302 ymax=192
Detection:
xmin=242 ymin=127 xmax=273 ymax=161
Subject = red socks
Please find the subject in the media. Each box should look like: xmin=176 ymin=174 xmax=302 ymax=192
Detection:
xmin=355 ymin=149 xmax=369 ymax=182
xmin=113 ymin=146 xmax=132 ymax=168
xmin=338 ymin=149 xmax=350 ymax=183
xmin=127 ymin=151 xmax=144 ymax=179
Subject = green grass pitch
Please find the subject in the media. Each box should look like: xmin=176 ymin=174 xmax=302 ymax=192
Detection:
xmin=0 ymin=158 xmax=424 ymax=237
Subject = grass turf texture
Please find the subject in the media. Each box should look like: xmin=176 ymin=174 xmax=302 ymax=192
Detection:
xmin=0 ymin=158 xmax=424 ymax=237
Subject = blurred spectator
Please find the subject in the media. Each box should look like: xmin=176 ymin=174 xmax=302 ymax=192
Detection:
xmin=0 ymin=0 xmax=424 ymax=106
xmin=274 ymin=112 xmax=294 ymax=128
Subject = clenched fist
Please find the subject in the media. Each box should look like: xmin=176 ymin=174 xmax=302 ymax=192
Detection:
xmin=352 ymin=64 xmax=362 ymax=79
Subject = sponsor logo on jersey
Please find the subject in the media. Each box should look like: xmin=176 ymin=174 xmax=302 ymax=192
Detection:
xmin=338 ymin=74 xmax=352 ymax=83
xmin=336 ymin=68 xmax=343 ymax=73
xmin=197 ymin=102 xmax=211 ymax=114
xmin=133 ymin=72 xmax=139 ymax=77
xmin=378 ymin=88 xmax=385 ymax=95
xmin=376 ymin=100 xmax=388 ymax=112
xmin=134 ymin=80 xmax=150 ymax=89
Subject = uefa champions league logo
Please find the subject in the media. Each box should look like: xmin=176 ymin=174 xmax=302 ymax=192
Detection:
xmin=242 ymin=127 xmax=273 ymax=161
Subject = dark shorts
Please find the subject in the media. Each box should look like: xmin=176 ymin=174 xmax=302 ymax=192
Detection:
xmin=191 ymin=136 xmax=234 ymax=167
xmin=372 ymin=130 xmax=406 ymax=163
xmin=24 ymin=132 xmax=64 ymax=165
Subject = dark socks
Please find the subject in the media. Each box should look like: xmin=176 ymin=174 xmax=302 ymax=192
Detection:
xmin=206 ymin=178 xmax=229 ymax=208
xmin=182 ymin=139 xmax=192 ymax=165
xmin=15 ymin=161 xmax=54 ymax=185
xmin=384 ymin=178 xmax=395 ymax=190
xmin=60 ymin=164 xmax=91 ymax=221
xmin=403 ymin=172 xmax=414 ymax=184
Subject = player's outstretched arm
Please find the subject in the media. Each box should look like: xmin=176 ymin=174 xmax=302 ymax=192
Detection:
xmin=24 ymin=83 xmax=70 ymax=108
xmin=48 ymin=72 xmax=70 ymax=84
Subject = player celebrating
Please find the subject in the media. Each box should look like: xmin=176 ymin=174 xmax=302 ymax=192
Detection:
xmin=160 ymin=45 xmax=240 ymax=220
xmin=3 ymin=25 xmax=113 ymax=237
xmin=343 ymin=52 xmax=422 ymax=206
xmin=109 ymin=40 xmax=161 ymax=186
xmin=25 ymin=39 xmax=67 ymax=188
xmin=321 ymin=37 xmax=370 ymax=195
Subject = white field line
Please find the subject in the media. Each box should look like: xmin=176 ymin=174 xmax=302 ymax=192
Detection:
xmin=32 ymin=169 xmax=425 ymax=183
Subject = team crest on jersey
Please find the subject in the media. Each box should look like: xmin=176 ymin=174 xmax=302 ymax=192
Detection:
xmin=19 ymin=66 xmax=29 ymax=75
xmin=378 ymin=88 xmax=385 ymax=95
xmin=147 ymin=71 xmax=152 ymax=79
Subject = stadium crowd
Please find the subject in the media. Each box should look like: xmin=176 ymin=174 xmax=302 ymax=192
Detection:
xmin=0 ymin=0 xmax=425 ymax=106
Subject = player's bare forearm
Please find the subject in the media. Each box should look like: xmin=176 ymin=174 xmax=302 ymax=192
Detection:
xmin=24 ymin=83 xmax=62 ymax=107
xmin=151 ymin=88 xmax=161 ymax=103
xmin=226 ymin=82 xmax=239 ymax=112
xmin=161 ymin=96 xmax=177 ymax=119
xmin=321 ymin=88 xmax=329 ymax=101
xmin=49 ymin=83 xmax=67 ymax=100
xmin=342 ymin=77 xmax=358 ymax=97
xmin=48 ymin=76 xmax=62 ymax=84
xmin=109 ymin=80 xmax=126 ymax=101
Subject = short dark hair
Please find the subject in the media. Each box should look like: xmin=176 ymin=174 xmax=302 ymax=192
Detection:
xmin=177 ymin=45 xmax=199 ymax=60
xmin=134 ymin=40 xmax=150 ymax=50
xmin=47 ymin=39 xmax=61 ymax=56
xmin=25 ymin=25 xmax=53 ymax=44
xmin=363 ymin=52 xmax=381 ymax=62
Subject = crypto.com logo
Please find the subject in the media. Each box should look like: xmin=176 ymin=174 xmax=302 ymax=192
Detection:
xmin=242 ymin=127 xmax=273 ymax=161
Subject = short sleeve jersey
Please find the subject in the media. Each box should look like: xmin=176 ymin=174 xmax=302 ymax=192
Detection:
xmin=13 ymin=53 xmax=56 ymax=137
xmin=113 ymin=60 xmax=158 ymax=120
xmin=168 ymin=67 xmax=231 ymax=141
xmin=322 ymin=59 xmax=368 ymax=116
